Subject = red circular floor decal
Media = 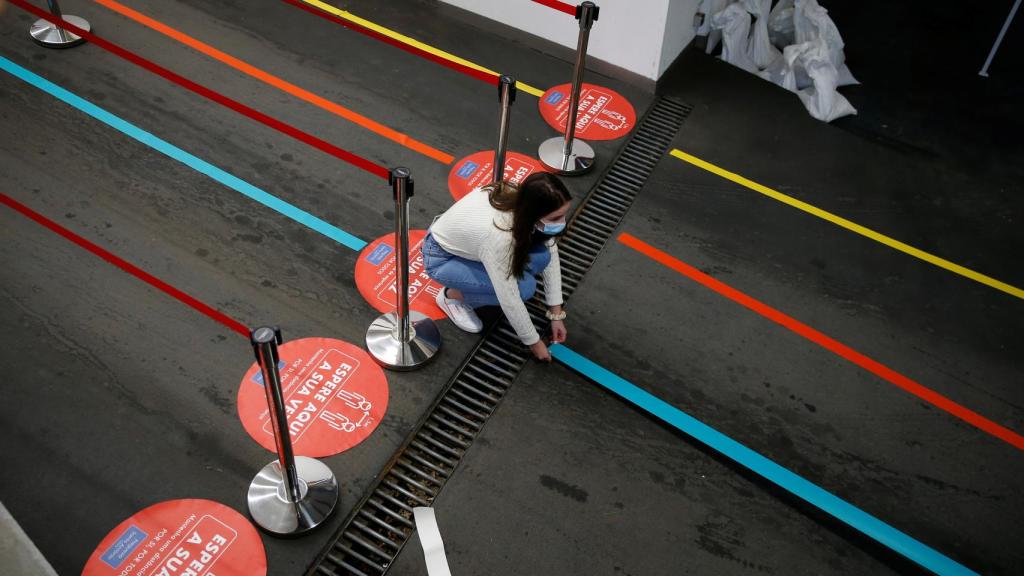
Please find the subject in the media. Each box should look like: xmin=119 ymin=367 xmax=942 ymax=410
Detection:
xmin=448 ymin=150 xmax=548 ymax=200
xmin=539 ymin=83 xmax=636 ymax=140
xmin=355 ymin=230 xmax=445 ymax=319
xmin=237 ymin=337 xmax=388 ymax=457
xmin=82 ymin=499 xmax=265 ymax=576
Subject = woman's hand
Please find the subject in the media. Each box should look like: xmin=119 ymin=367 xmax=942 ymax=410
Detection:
xmin=550 ymin=320 xmax=567 ymax=344
xmin=529 ymin=340 xmax=552 ymax=362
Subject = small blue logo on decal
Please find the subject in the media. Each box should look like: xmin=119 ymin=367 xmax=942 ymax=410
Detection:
xmin=545 ymin=91 xmax=564 ymax=105
xmin=365 ymin=244 xmax=393 ymax=266
xmin=456 ymin=161 xmax=479 ymax=179
xmin=251 ymin=360 xmax=288 ymax=386
xmin=100 ymin=525 xmax=148 ymax=569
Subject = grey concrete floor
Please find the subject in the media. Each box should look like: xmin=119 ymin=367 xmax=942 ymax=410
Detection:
xmin=1 ymin=501 xmax=58 ymax=576
xmin=388 ymin=33 xmax=1023 ymax=576
xmin=0 ymin=0 xmax=642 ymax=574
xmin=386 ymin=54 xmax=1023 ymax=574
xmin=1 ymin=0 xmax=1022 ymax=575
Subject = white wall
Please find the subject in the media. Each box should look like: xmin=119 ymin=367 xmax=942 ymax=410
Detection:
xmin=658 ymin=0 xmax=702 ymax=76
xmin=439 ymin=0 xmax=701 ymax=81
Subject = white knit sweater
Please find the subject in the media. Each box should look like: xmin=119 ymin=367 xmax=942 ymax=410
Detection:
xmin=430 ymin=188 xmax=564 ymax=345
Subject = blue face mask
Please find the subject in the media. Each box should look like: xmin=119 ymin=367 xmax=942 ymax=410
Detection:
xmin=537 ymin=219 xmax=566 ymax=235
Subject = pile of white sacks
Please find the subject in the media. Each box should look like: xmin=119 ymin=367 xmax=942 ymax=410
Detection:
xmin=697 ymin=0 xmax=857 ymax=122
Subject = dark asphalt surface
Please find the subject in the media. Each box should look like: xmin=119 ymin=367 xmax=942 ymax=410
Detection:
xmin=2 ymin=1 xmax=1021 ymax=575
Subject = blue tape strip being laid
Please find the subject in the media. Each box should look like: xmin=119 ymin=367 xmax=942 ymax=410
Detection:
xmin=0 ymin=55 xmax=367 ymax=252
xmin=549 ymin=344 xmax=978 ymax=576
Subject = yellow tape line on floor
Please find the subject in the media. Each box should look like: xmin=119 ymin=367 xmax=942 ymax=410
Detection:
xmin=670 ymin=149 xmax=1024 ymax=300
xmin=299 ymin=0 xmax=545 ymax=97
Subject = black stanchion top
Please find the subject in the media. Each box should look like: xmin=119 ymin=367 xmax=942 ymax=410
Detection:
xmin=576 ymin=2 xmax=599 ymax=27
xmin=498 ymin=75 xmax=517 ymax=104
xmin=390 ymin=167 xmax=415 ymax=199
xmin=249 ymin=326 xmax=283 ymax=361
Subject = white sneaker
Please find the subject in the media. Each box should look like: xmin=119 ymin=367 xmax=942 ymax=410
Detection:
xmin=435 ymin=289 xmax=483 ymax=333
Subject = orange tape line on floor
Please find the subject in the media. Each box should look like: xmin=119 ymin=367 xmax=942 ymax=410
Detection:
xmin=93 ymin=0 xmax=455 ymax=165
xmin=617 ymin=232 xmax=1024 ymax=452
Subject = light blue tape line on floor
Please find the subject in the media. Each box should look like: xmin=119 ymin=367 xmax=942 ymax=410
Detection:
xmin=0 ymin=55 xmax=368 ymax=252
xmin=549 ymin=343 xmax=978 ymax=576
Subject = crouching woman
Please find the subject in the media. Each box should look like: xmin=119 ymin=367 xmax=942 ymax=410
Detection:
xmin=422 ymin=172 xmax=570 ymax=361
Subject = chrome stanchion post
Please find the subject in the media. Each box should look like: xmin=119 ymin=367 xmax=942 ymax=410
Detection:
xmin=366 ymin=168 xmax=442 ymax=370
xmin=29 ymin=0 xmax=91 ymax=49
xmin=539 ymin=1 xmax=599 ymax=175
xmin=247 ymin=326 xmax=338 ymax=536
xmin=492 ymin=75 xmax=517 ymax=184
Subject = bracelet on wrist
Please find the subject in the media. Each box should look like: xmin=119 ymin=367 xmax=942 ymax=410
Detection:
xmin=545 ymin=309 xmax=567 ymax=321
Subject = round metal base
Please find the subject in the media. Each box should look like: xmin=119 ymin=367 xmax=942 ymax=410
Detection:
xmin=30 ymin=16 xmax=90 ymax=48
xmin=539 ymin=136 xmax=595 ymax=175
xmin=366 ymin=310 xmax=441 ymax=370
xmin=247 ymin=456 xmax=338 ymax=536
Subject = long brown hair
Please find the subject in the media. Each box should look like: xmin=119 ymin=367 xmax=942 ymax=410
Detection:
xmin=485 ymin=172 xmax=571 ymax=279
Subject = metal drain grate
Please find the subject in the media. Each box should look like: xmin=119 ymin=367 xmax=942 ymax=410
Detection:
xmin=537 ymin=97 xmax=692 ymax=302
xmin=306 ymin=97 xmax=691 ymax=576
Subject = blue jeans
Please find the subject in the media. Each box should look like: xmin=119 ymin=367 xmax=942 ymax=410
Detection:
xmin=422 ymin=233 xmax=550 ymax=308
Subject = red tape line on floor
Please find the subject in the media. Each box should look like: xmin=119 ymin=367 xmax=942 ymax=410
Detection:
xmin=617 ymin=232 xmax=1024 ymax=452
xmin=531 ymin=0 xmax=579 ymax=17
xmin=278 ymin=0 xmax=500 ymax=87
xmin=9 ymin=0 xmax=390 ymax=180
xmin=1 ymin=192 xmax=249 ymax=337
